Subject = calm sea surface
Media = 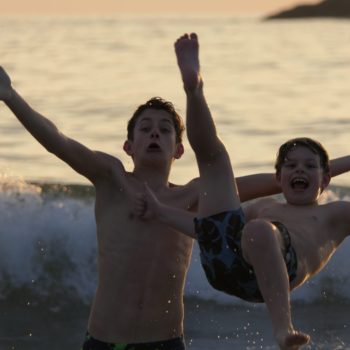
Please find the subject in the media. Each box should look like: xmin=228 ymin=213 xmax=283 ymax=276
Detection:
xmin=1 ymin=15 xmax=350 ymax=185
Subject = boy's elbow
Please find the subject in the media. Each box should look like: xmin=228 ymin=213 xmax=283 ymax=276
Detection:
xmin=43 ymin=134 xmax=68 ymax=158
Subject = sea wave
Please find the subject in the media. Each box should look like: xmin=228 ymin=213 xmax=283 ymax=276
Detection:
xmin=1 ymin=175 xmax=350 ymax=307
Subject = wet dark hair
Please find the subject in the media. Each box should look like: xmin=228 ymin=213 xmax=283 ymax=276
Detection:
xmin=127 ymin=97 xmax=185 ymax=143
xmin=275 ymin=137 xmax=330 ymax=176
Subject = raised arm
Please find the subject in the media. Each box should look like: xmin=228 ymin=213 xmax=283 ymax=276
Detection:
xmin=236 ymin=173 xmax=280 ymax=202
xmin=329 ymin=156 xmax=350 ymax=177
xmin=236 ymin=156 xmax=350 ymax=203
xmin=0 ymin=66 xmax=118 ymax=183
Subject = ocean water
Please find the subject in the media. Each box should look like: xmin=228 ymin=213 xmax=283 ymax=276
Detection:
xmin=1 ymin=15 xmax=350 ymax=349
xmin=1 ymin=15 xmax=350 ymax=185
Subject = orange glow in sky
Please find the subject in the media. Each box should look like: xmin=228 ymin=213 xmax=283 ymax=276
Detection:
xmin=0 ymin=0 xmax=321 ymax=15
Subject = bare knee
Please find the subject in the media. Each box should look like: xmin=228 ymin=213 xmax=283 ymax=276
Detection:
xmin=241 ymin=219 xmax=280 ymax=264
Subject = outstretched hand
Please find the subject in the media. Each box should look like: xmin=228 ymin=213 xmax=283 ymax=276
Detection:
xmin=0 ymin=66 xmax=13 ymax=101
xmin=133 ymin=182 xmax=162 ymax=220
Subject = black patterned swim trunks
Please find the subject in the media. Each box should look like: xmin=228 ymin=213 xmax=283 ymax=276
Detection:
xmin=194 ymin=208 xmax=297 ymax=303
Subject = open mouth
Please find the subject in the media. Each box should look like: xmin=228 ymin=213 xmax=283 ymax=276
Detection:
xmin=290 ymin=177 xmax=309 ymax=190
xmin=147 ymin=143 xmax=161 ymax=152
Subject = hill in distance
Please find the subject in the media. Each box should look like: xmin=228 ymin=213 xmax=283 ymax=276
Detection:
xmin=266 ymin=0 xmax=350 ymax=19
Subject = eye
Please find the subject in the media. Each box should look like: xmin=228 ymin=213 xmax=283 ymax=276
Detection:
xmin=160 ymin=127 xmax=171 ymax=133
xmin=140 ymin=126 xmax=151 ymax=132
xmin=306 ymin=163 xmax=317 ymax=169
xmin=284 ymin=163 xmax=295 ymax=169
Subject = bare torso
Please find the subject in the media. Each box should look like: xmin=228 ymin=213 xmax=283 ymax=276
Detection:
xmin=246 ymin=198 xmax=349 ymax=289
xmin=88 ymin=161 xmax=197 ymax=343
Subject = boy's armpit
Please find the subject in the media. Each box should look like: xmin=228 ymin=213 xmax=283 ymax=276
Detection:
xmin=328 ymin=201 xmax=350 ymax=241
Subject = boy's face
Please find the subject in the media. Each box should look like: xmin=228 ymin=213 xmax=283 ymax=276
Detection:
xmin=277 ymin=146 xmax=330 ymax=205
xmin=124 ymin=108 xmax=183 ymax=167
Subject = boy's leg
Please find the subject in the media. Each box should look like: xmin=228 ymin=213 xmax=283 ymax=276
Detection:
xmin=241 ymin=219 xmax=310 ymax=349
xmin=175 ymin=33 xmax=240 ymax=217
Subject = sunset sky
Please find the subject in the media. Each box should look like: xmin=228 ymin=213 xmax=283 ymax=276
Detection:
xmin=0 ymin=0 xmax=321 ymax=15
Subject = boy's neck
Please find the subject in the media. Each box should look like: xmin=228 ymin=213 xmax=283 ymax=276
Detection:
xmin=132 ymin=164 xmax=171 ymax=189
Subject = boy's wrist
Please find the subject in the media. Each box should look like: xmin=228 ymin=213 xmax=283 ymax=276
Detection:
xmin=4 ymin=87 xmax=15 ymax=102
xmin=157 ymin=203 xmax=165 ymax=219
xmin=157 ymin=203 xmax=170 ymax=223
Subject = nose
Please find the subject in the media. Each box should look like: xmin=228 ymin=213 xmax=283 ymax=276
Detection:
xmin=295 ymin=163 xmax=305 ymax=172
xmin=150 ymin=129 xmax=160 ymax=138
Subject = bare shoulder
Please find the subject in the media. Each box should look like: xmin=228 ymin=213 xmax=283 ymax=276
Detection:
xmin=182 ymin=177 xmax=200 ymax=193
xmin=92 ymin=151 xmax=127 ymax=183
xmin=167 ymin=177 xmax=199 ymax=211
xmin=95 ymin=151 xmax=124 ymax=168
xmin=169 ymin=177 xmax=199 ymax=190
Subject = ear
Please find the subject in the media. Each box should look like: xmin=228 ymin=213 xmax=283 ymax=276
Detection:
xmin=321 ymin=172 xmax=331 ymax=191
xmin=275 ymin=172 xmax=281 ymax=186
xmin=123 ymin=140 xmax=133 ymax=156
xmin=174 ymin=143 xmax=184 ymax=159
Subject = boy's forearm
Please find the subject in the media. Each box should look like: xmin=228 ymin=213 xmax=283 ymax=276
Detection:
xmin=237 ymin=173 xmax=281 ymax=202
xmin=158 ymin=203 xmax=197 ymax=239
xmin=237 ymin=157 xmax=350 ymax=203
xmin=4 ymin=89 xmax=64 ymax=154
xmin=330 ymin=156 xmax=350 ymax=177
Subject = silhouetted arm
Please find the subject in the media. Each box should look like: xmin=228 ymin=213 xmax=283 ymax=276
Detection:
xmin=236 ymin=173 xmax=280 ymax=202
xmin=329 ymin=156 xmax=350 ymax=177
xmin=0 ymin=66 xmax=119 ymax=183
xmin=237 ymin=157 xmax=350 ymax=203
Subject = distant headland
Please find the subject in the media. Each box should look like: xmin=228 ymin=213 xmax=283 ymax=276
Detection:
xmin=266 ymin=0 xmax=350 ymax=19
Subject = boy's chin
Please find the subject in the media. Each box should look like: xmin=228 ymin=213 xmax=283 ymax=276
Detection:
xmin=285 ymin=185 xmax=323 ymax=205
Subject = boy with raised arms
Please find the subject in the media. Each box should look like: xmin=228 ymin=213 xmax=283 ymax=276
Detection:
xmin=134 ymin=33 xmax=350 ymax=349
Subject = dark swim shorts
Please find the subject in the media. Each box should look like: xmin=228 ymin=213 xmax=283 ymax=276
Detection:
xmin=82 ymin=332 xmax=186 ymax=350
xmin=194 ymin=208 xmax=298 ymax=303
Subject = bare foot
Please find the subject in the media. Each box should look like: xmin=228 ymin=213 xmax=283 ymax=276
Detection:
xmin=277 ymin=330 xmax=310 ymax=349
xmin=174 ymin=33 xmax=202 ymax=92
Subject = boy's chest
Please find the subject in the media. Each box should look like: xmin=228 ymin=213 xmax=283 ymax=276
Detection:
xmin=256 ymin=203 xmax=329 ymax=236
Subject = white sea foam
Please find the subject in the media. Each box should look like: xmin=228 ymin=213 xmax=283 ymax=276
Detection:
xmin=0 ymin=175 xmax=96 ymax=302
xmin=1 ymin=176 xmax=350 ymax=306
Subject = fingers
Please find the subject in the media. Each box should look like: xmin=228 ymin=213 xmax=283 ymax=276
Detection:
xmin=144 ymin=182 xmax=155 ymax=200
xmin=133 ymin=193 xmax=147 ymax=218
xmin=133 ymin=183 xmax=155 ymax=219
xmin=133 ymin=183 xmax=160 ymax=220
